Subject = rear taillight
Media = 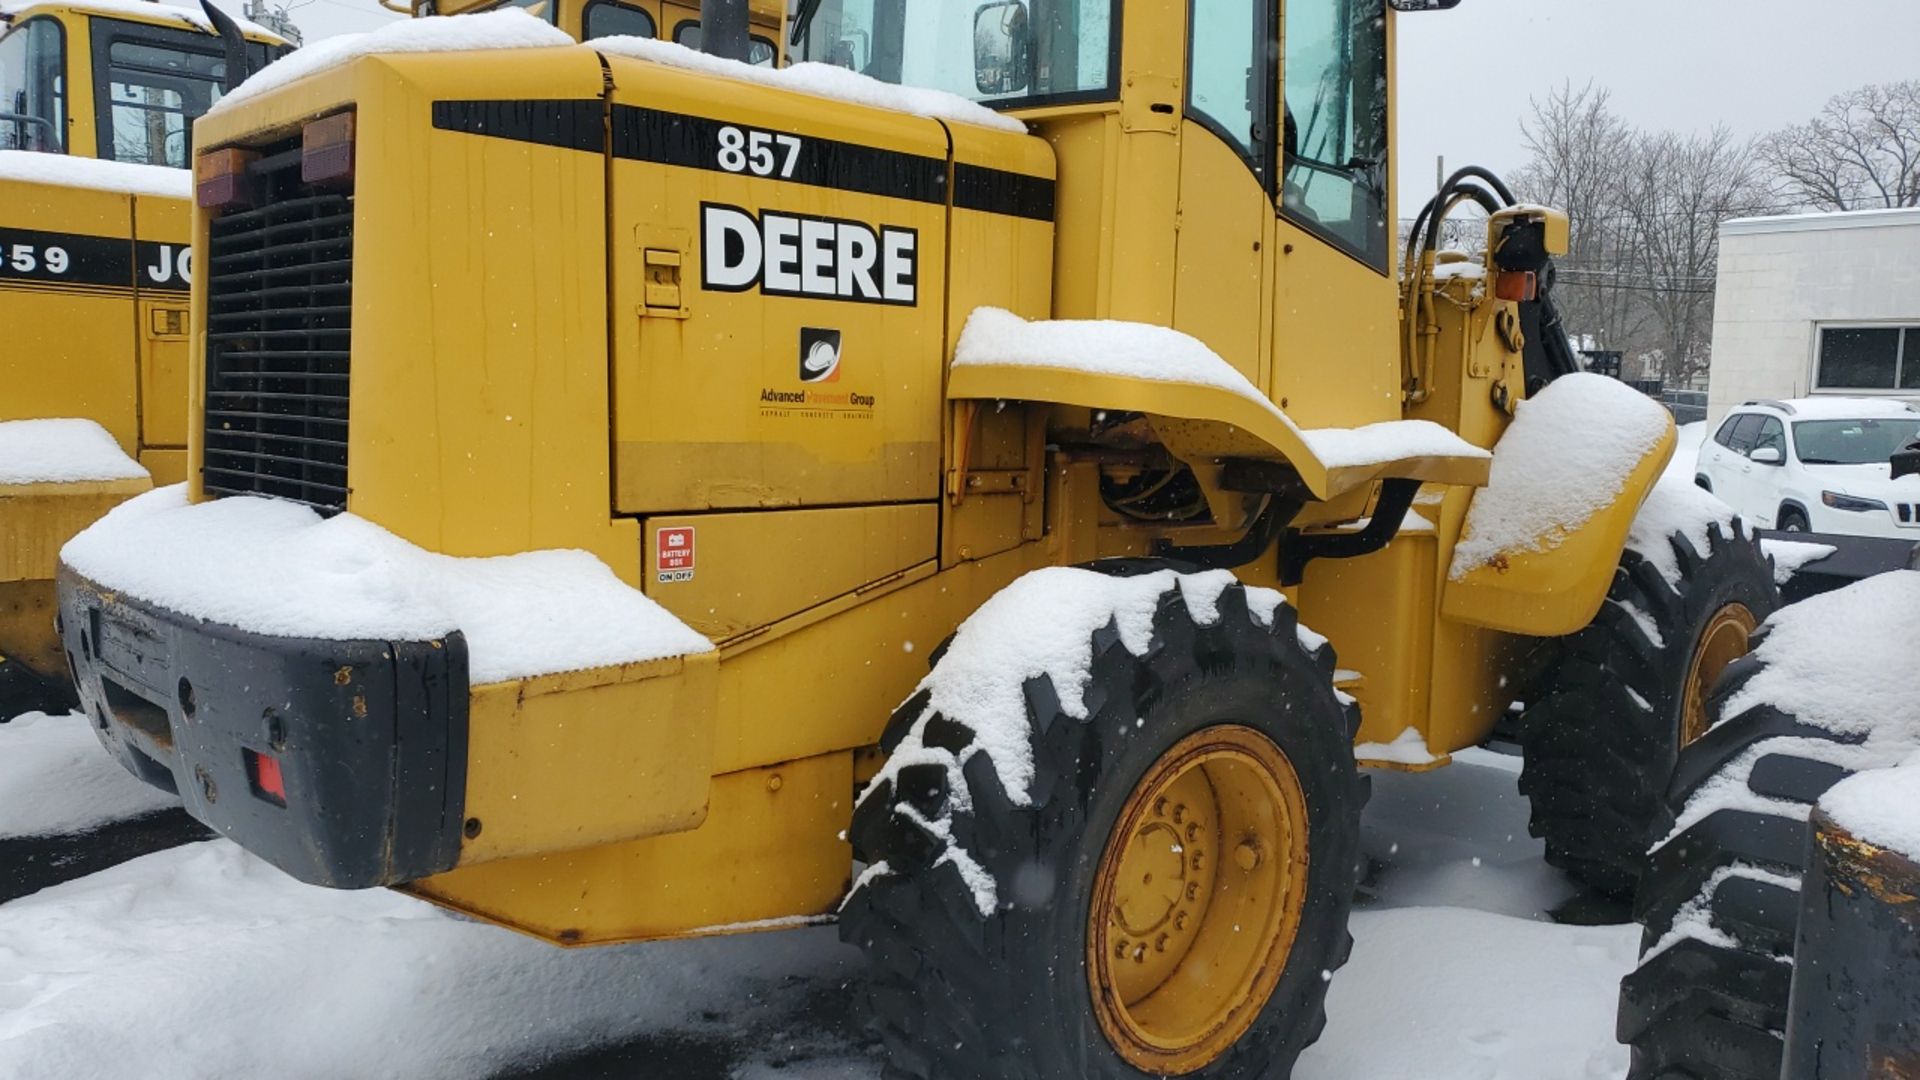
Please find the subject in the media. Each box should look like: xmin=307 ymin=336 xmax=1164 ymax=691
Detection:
xmin=245 ymin=748 xmax=287 ymax=806
xmin=301 ymin=111 xmax=356 ymax=187
xmin=196 ymin=147 xmax=259 ymax=211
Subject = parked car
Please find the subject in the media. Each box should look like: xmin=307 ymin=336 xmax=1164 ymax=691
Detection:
xmin=1696 ymin=397 xmax=1920 ymax=537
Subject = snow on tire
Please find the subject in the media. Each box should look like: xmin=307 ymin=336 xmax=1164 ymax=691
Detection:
xmin=839 ymin=565 xmax=1366 ymax=1079
xmin=1617 ymin=570 xmax=1920 ymax=1080
xmin=1518 ymin=499 xmax=1776 ymax=899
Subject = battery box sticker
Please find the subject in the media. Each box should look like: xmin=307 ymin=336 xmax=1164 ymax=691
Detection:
xmin=657 ymin=526 xmax=695 ymax=583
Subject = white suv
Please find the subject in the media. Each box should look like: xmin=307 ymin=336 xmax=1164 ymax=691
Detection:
xmin=1695 ymin=397 xmax=1920 ymax=538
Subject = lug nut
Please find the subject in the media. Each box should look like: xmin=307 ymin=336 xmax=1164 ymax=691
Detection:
xmin=1235 ymin=840 xmax=1262 ymax=872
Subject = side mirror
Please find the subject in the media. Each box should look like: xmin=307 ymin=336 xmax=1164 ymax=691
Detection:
xmin=973 ymin=1 xmax=1030 ymax=95
xmin=1750 ymin=446 xmax=1783 ymax=465
xmin=1893 ymin=441 xmax=1920 ymax=480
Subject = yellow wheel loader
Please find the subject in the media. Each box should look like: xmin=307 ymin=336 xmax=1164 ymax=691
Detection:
xmin=54 ymin=0 xmax=1779 ymax=1074
xmin=0 ymin=0 xmax=287 ymax=716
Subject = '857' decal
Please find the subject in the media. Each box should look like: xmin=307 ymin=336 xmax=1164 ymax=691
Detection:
xmin=0 ymin=227 xmax=190 ymax=292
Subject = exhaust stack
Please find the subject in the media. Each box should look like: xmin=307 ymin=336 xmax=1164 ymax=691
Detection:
xmin=698 ymin=0 xmax=750 ymax=62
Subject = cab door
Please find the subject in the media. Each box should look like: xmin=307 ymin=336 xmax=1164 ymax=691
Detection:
xmin=1172 ymin=0 xmax=1273 ymax=390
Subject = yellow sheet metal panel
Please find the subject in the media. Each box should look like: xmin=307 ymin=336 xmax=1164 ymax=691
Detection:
xmin=642 ymin=502 xmax=937 ymax=638
xmin=133 ymin=194 xmax=192 ymax=451
xmin=1443 ymin=424 xmax=1677 ymax=637
xmin=408 ymin=751 xmax=851 ymax=945
xmin=1297 ymin=529 xmax=1435 ymax=748
xmin=194 ymin=52 xmax=642 ymax=579
xmin=1271 ymin=218 xmax=1402 ymax=431
xmin=138 ymin=448 xmax=185 ymax=485
xmin=457 ymin=651 xmax=719 ymax=866
xmin=0 ymin=178 xmax=139 ymax=446
xmin=605 ymin=56 xmax=951 ymax=513
xmin=0 ymin=477 xmax=149 ymax=677
xmin=1173 ymin=125 xmax=1266 ymax=388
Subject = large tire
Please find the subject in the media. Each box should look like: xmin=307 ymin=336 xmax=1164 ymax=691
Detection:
xmin=1518 ymin=518 xmax=1776 ymax=897
xmin=840 ymin=568 xmax=1365 ymax=1080
xmin=1616 ymin=649 xmax=1865 ymax=1080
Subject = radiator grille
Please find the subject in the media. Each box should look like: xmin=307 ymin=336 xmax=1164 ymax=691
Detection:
xmin=202 ymin=151 xmax=353 ymax=512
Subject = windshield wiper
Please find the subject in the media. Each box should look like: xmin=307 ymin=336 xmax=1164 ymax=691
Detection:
xmin=791 ymin=0 xmax=824 ymax=46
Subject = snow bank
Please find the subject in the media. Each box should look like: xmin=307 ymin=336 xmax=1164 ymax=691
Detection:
xmin=0 ymin=712 xmax=178 ymax=839
xmin=0 ymin=419 xmax=149 ymax=485
xmin=0 ymin=151 xmax=187 ymax=199
xmin=1760 ymin=537 xmax=1835 ymax=584
xmin=1661 ymin=420 xmax=1706 ymax=483
xmin=854 ymin=567 xmax=1309 ymax=915
xmin=1354 ymin=727 xmax=1442 ymax=766
xmin=955 ymin=307 xmax=1288 ymax=420
xmin=211 ymin=9 xmax=574 ymax=112
xmin=1296 ymin=907 xmax=1635 ymax=1080
xmin=0 ymin=0 xmax=276 ymax=40
xmin=1820 ymin=753 xmax=1920 ymax=861
xmin=594 ymin=37 xmax=1026 ymax=134
xmin=1300 ymin=420 xmax=1488 ymax=470
xmin=1451 ymin=373 xmax=1672 ymax=579
xmin=60 ymin=486 xmax=713 ymax=685
xmin=1624 ymin=474 xmax=1739 ymax=587
xmin=0 ymin=840 xmax=854 ymax=1080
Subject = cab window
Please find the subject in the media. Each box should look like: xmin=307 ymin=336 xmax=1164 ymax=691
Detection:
xmin=1724 ymin=414 xmax=1766 ymax=456
xmin=89 ymin=19 xmax=271 ymax=167
xmin=671 ymin=19 xmax=775 ymax=66
xmin=1187 ymin=0 xmax=1268 ymax=175
xmin=792 ymin=0 xmax=1116 ymax=107
xmin=583 ymin=0 xmax=656 ymax=39
xmin=0 ymin=16 xmax=66 ymax=153
xmin=1282 ymin=0 xmax=1389 ymax=271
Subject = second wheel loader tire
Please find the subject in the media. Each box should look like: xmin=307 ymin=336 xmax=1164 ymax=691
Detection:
xmin=841 ymin=568 xmax=1365 ymax=1079
xmin=1616 ymin=649 xmax=1864 ymax=1080
xmin=1518 ymin=518 xmax=1776 ymax=898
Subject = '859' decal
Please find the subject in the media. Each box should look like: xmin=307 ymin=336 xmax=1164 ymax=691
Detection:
xmin=0 ymin=227 xmax=190 ymax=292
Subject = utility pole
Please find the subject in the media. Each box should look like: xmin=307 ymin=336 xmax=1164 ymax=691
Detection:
xmin=241 ymin=0 xmax=303 ymax=45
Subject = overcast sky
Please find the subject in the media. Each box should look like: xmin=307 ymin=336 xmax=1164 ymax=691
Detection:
xmin=1396 ymin=0 xmax=1920 ymax=208
xmin=200 ymin=0 xmax=1920 ymax=214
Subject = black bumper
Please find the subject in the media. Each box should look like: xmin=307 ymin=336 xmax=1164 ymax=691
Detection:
xmin=1759 ymin=529 xmax=1920 ymax=604
xmin=56 ymin=569 xmax=470 ymax=889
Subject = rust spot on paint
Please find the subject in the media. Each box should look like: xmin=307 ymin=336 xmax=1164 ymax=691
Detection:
xmin=333 ymin=666 xmax=352 ymax=686
xmin=351 ymin=694 xmax=367 ymax=719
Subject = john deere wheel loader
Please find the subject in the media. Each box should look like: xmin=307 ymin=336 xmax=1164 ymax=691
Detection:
xmin=0 ymin=0 xmax=287 ymax=716
xmin=54 ymin=0 xmax=1779 ymax=1074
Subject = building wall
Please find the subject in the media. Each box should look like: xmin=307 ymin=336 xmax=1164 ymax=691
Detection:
xmin=1707 ymin=208 xmax=1920 ymax=425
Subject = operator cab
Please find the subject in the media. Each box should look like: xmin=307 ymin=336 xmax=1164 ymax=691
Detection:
xmin=0 ymin=0 xmax=289 ymax=165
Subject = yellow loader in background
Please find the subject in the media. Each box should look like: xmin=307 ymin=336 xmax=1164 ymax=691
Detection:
xmin=0 ymin=0 xmax=286 ymax=715
xmin=56 ymin=0 xmax=1782 ymax=1075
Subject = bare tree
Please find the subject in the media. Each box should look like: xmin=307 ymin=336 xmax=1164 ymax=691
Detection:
xmin=1760 ymin=80 xmax=1920 ymax=211
xmin=1512 ymin=83 xmax=1645 ymax=354
xmin=1613 ymin=127 xmax=1767 ymax=385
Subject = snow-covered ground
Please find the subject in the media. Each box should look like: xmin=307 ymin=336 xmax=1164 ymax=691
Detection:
xmin=0 ymin=742 xmax=1633 ymax=1079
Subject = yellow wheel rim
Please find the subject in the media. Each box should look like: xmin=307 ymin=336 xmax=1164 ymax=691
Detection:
xmin=1087 ymin=726 xmax=1310 ymax=1075
xmin=1683 ymin=603 xmax=1757 ymax=747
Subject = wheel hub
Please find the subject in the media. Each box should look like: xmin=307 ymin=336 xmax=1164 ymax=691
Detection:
xmin=1088 ymin=725 xmax=1309 ymax=1075
xmin=1683 ymin=603 xmax=1757 ymax=746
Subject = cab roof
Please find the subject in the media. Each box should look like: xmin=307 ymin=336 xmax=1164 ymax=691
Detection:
xmin=0 ymin=0 xmax=288 ymax=46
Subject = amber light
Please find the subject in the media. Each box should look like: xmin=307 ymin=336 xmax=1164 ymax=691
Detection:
xmin=302 ymin=110 xmax=357 ymax=186
xmin=196 ymin=147 xmax=258 ymax=211
xmin=1495 ymin=269 xmax=1538 ymax=303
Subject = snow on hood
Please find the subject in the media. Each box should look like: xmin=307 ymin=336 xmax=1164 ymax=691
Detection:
xmin=0 ymin=150 xmax=188 ymax=199
xmin=1820 ymin=752 xmax=1920 ymax=862
xmin=210 ymin=9 xmax=575 ymax=113
xmin=595 ymin=37 xmax=1027 ymax=134
xmin=0 ymin=418 xmax=150 ymax=485
xmin=0 ymin=0 xmax=279 ymax=40
xmin=1451 ymin=373 xmax=1672 ymax=579
xmin=60 ymin=486 xmax=713 ymax=685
